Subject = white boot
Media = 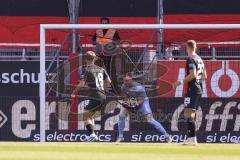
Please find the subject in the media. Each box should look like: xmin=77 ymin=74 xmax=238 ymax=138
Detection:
xmin=84 ymin=133 xmax=98 ymax=142
xmin=165 ymin=134 xmax=172 ymax=143
xmin=182 ymin=137 xmax=197 ymax=146
xmin=115 ymin=137 xmax=124 ymax=143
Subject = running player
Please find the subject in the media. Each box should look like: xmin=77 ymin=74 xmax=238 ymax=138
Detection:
xmin=116 ymin=73 xmax=171 ymax=142
xmin=174 ymin=40 xmax=207 ymax=145
xmin=71 ymin=51 xmax=111 ymax=142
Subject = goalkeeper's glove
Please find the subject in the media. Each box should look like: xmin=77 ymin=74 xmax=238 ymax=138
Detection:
xmin=128 ymin=97 xmax=139 ymax=107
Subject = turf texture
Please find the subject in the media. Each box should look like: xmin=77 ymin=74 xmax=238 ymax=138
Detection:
xmin=0 ymin=142 xmax=239 ymax=160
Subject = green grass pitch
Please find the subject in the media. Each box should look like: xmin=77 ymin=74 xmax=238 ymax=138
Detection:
xmin=0 ymin=142 xmax=239 ymax=160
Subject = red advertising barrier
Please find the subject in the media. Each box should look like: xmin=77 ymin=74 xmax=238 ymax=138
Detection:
xmin=157 ymin=60 xmax=240 ymax=98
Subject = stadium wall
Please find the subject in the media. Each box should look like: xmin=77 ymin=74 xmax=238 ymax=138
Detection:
xmin=0 ymin=60 xmax=239 ymax=143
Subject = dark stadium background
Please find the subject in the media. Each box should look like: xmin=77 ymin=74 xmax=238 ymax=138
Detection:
xmin=1 ymin=0 xmax=240 ymax=43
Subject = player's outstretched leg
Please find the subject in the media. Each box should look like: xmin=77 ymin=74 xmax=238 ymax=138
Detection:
xmin=145 ymin=115 xmax=172 ymax=143
xmin=116 ymin=109 xmax=128 ymax=142
xmin=140 ymin=101 xmax=172 ymax=143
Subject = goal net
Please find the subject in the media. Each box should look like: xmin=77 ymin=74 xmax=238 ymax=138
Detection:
xmin=39 ymin=24 xmax=240 ymax=142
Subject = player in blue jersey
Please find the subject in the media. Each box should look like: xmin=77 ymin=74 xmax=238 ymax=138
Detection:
xmin=116 ymin=73 xmax=171 ymax=143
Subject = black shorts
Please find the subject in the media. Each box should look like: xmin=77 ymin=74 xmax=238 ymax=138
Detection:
xmin=84 ymin=99 xmax=106 ymax=112
xmin=184 ymin=93 xmax=201 ymax=110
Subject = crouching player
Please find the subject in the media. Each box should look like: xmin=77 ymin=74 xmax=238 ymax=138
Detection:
xmin=116 ymin=73 xmax=171 ymax=143
xmin=174 ymin=40 xmax=207 ymax=145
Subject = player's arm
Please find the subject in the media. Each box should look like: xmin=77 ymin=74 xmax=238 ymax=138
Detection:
xmin=120 ymin=85 xmax=134 ymax=108
xmin=71 ymin=68 xmax=86 ymax=98
xmin=103 ymin=70 xmax=111 ymax=88
xmin=123 ymin=96 xmax=131 ymax=101
xmin=132 ymin=86 xmax=145 ymax=106
xmin=71 ymin=80 xmax=85 ymax=98
xmin=182 ymin=68 xmax=196 ymax=83
xmin=202 ymin=67 xmax=207 ymax=80
xmin=174 ymin=69 xmax=196 ymax=87
xmin=104 ymin=78 xmax=111 ymax=88
xmin=174 ymin=58 xmax=196 ymax=87
xmin=136 ymin=97 xmax=144 ymax=105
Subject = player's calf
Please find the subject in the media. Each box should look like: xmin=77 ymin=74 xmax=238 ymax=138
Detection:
xmin=116 ymin=111 xmax=127 ymax=142
xmin=83 ymin=112 xmax=99 ymax=142
xmin=146 ymin=116 xmax=171 ymax=142
xmin=183 ymin=109 xmax=197 ymax=145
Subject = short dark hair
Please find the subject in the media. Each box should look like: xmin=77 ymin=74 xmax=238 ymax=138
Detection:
xmin=186 ymin=40 xmax=197 ymax=49
xmin=85 ymin=51 xmax=96 ymax=62
xmin=101 ymin=17 xmax=110 ymax=23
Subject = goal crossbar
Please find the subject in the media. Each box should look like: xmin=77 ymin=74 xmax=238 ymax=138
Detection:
xmin=39 ymin=23 xmax=240 ymax=142
xmin=41 ymin=24 xmax=240 ymax=30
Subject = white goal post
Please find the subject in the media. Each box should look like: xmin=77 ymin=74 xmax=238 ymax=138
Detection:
xmin=39 ymin=23 xmax=240 ymax=142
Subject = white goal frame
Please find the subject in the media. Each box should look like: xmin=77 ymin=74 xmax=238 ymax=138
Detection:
xmin=40 ymin=23 xmax=240 ymax=142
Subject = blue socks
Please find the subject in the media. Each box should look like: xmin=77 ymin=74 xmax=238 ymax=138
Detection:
xmin=118 ymin=112 xmax=126 ymax=138
xmin=147 ymin=118 xmax=167 ymax=135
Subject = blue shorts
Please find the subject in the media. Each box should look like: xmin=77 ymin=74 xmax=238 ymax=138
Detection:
xmin=137 ymin=100 xmax=152 ymax=115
